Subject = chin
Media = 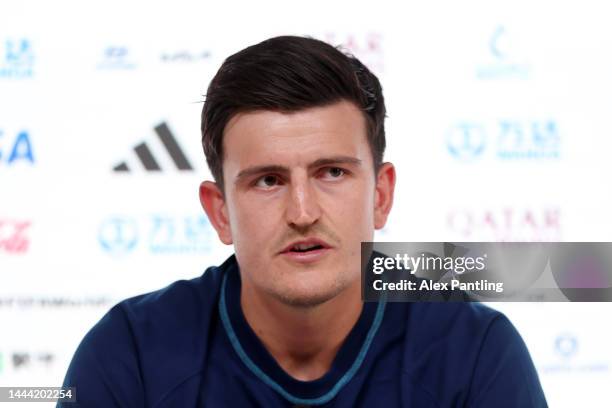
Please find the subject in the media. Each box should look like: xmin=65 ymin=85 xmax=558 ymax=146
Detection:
xmin=269 ymin=279 xmax=348 ymax=309
xmin=274 ymin=290 xmax=338 ymax=308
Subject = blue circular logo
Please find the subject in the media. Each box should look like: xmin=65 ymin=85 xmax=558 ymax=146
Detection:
xmin=98 ymin=217 xmax=138 ymax=255
xmin=554 ymin=333 xmax=578 ymax=358
xmin=447 ymin=123 xmax=486 ymax=161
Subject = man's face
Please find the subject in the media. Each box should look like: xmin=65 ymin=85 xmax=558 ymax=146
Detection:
xmin=206 ymin=100 xmax=392 ymax=307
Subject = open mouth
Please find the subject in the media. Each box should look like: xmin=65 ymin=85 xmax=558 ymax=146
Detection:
xmin=280 ymin=239 xmax=331 ymax=262
xmin=289 ymin=244 xmax=325 ymax=253
xmin=280 ymin=238 xmax=331 ymax=259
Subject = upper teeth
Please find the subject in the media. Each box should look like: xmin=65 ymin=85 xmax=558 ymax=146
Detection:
xmin=294 ymin=243 xmax=317 ymax=250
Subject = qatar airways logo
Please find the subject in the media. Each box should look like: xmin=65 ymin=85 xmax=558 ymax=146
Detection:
xmin=447 ymin=208 xmax=561 ymax=241
xmin=0 ymin=219 xmax=30 ymax=254
xmin=323 ymin=32 xmax=384 ymax=73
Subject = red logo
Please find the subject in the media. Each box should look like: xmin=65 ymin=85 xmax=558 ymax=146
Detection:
xmin=0 ymin=219 xmax=30 ymax=253
xmin=447 ymin=208 xmax=561 ymax=241
xmin=324 ymin=32 xmax=384 ymax=73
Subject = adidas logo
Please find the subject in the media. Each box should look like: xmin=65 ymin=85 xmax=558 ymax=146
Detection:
xmin=113 ymin=122 xmax=194 ymax=172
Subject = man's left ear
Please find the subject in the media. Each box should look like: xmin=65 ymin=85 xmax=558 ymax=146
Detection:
xmin=373 ymin=162 xmax=396 ymax=229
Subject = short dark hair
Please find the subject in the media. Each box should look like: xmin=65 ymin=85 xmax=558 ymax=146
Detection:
xmin=201 ymin=35 xmax=386 ymax=191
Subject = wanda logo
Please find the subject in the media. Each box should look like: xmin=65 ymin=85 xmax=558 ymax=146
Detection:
xmin=0 ymin=219 xmax=30 ymax=253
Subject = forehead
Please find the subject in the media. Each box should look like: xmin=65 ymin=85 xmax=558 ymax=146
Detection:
xmin=222 ymin=100 xmax=371 ymax=170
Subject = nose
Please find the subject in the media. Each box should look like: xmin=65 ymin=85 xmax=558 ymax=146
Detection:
xmin=285 ymin=171 xmax=321 ymax=229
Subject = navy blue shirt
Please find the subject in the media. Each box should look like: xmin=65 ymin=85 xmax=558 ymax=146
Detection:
xmin=60 ymin=255 xmax=547 ymax=407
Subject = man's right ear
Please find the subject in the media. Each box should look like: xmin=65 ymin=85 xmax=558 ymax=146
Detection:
xmin=199 ymin=181 xmax=233 ymax=245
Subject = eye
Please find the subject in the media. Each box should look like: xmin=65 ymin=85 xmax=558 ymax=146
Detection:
xmin=255 ymin=174 xmax=281 ymax=188
xmin=321 ymin=167 xmax=346 ymax=180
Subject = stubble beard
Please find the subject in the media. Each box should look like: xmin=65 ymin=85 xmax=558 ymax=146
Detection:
xmin=264 ymin=271 xmax=355 ymax=309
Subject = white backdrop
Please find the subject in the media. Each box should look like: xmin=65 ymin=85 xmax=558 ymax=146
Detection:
xmin=1 ymin=0 xmax=611 ymax=406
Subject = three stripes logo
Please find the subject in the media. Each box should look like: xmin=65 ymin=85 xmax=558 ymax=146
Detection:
xmin=113 ymin=122 xmax=194 ymax=172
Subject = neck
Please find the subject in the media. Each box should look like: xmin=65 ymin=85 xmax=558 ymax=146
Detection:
xmin=240 ymin=278 xmax=362 ymax=381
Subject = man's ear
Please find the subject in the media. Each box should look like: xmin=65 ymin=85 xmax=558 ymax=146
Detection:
xmin=199 ymin=181 xmax=233 ymax=245
xmin=373 ymin=162 xmax=396 ymax=229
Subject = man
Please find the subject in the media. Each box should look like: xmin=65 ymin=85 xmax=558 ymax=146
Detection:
xmin=60 ymin=36 xmax=547 ymax=407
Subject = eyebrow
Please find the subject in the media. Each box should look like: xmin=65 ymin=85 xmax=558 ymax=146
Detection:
xmin=235 ymin=156 xmax=363 ymax=182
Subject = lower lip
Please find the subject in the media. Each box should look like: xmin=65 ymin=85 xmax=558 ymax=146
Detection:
xmin=280 ymin=247 xmax=332 ymax=263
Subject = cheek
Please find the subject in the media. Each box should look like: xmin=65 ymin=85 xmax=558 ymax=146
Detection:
xmin=327 ymin=183 xmax=375 ymax=237
xmin=228 ymin=195 xmax=281 ymax=248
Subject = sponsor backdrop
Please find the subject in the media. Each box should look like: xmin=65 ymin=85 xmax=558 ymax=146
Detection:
xmin=1 ymin=0 xmax=611 ymax=406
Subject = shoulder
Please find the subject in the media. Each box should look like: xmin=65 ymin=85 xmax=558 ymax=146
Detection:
xmin=60 ymin=255 xmax=236 ymax=407
xmin=402 ymin=301 xmax=503 ymax=351
xmin=109 ymin=255 xmax=235 ymax=365
xmin=118 ymin=255 xmax=228 ymax=332
xmin=397 ymin=302 xmax=546 ymax=407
